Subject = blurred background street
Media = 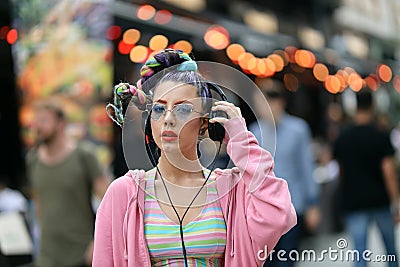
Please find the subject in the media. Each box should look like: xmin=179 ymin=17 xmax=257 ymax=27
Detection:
xmin=0 ymin=0 xmax=399 ymax=266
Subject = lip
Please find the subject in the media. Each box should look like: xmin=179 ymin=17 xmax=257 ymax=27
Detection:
xmin=161 ymin=130 xmax=178 ymax=141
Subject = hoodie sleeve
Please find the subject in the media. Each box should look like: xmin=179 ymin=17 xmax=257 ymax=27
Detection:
xmin=92 ymin=177 xmax=133 ymax=267
xmin=225 ymin=117 xmax=297 ymax=259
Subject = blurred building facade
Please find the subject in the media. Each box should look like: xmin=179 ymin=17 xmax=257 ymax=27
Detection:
xmin=0 ymin=0 xmax=400 ymax=186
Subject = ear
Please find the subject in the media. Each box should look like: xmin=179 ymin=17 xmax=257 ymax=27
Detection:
xmin=200 ymin=117 xmax=208 ymax=130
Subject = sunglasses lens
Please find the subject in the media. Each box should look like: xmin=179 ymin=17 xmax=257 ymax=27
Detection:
xmin=174 ymin=104 xmax=193 ymax=120
xmin=151 ymin=104 xmax=165 ymax=120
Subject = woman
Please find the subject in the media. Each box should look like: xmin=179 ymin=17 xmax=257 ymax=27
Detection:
xmin=94 ymin=49 xmax=296 ymax=266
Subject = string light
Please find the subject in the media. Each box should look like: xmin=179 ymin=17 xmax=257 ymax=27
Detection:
xmin=6 ymin=29 xmax=18 ymax=44
xmin=137 ymin=5 xmax=156 ymax=20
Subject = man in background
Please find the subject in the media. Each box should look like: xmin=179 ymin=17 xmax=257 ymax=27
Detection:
xmin=250 ymin=79 xmax=320 ymax=267
xmin=333 ymin=90 xmax=399 ymax=267
xmin=26 ymin=97 xmax=109 ymax=267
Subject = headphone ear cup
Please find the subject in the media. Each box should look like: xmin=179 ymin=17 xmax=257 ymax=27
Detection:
xmin=208 ymin=110 xmax=227 ymax=142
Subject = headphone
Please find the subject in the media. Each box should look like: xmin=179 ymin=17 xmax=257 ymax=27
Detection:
xmin=143 ymin=82 xmax=228 ymax=168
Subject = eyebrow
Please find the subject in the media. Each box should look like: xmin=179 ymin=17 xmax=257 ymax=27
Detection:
xmin=153 ymin=99 xmax=193 ymax=105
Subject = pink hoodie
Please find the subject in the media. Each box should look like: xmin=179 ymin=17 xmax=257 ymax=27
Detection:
xmin=93 ymin=117 xmax=296 ymax=266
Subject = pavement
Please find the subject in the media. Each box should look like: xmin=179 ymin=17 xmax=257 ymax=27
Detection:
xmin=296 ymin=224 xmax=400 ymax=267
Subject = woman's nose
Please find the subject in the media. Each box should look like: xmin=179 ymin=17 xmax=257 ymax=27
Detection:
xmin=163 ymin=108 xmax=176 ymax=126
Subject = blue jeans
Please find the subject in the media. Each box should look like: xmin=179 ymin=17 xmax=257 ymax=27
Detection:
xmin=345 ymin=206 xmax=399 ymax=267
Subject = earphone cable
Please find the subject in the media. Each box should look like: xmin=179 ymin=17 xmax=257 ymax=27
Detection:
xmin=148 ymin=141 xmax=223 ymax=267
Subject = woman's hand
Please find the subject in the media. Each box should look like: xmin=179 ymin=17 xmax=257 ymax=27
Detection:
xmin=209 ymin=101 xmax=242 ymax=124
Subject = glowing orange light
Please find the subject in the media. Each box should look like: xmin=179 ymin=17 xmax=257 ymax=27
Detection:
xmin=238 ymin=52 xmax=254 ymax=71
xmin=313 ymin=63 xmax=329 ymax=82
xmin=6 ymin=29 xmax=18 ymax=45
xmin=343 ymin=67 xmax=356 ymax=76
xmin=204 ymin=25 xmax=230 ymax=50
xmin=274 ymin=50 xmax=289 ymax=66
xmin=337 ymin=69 xmax=349 ymax=83
xmin=154 ymin=10 xmax=172 ymax=25
xmin=255 ymin=59 xmax=266 ymax=76
xmin=130 ymin=45 xmax=149 ymax=63
xmin=348 ymin=73 xmax=363 ymax=92
xmin=393 ymin=75 xmax=400 ymax=94
xmin=173 ymin=40 xmax=192 ymax=53
xmin=295 ymin=50 xmax=316 ymax=68
xmin=149 ymin=35 xmax=168 ymax=51
xmin=285 ymin=46 xmax=298 ymax=64
xmin=106 ymin=25 xmax=121 ymax=40
xmin=324 ymin=75 xmax=341 ymax=94
xmin=137 ymin=5 xmax=156 ymax=20
xmin=247 ymin=57 xmax=258 ymax=74
xmin=377 ymin=64 xmax=392 ymax=82
xmin=261 ymin=58 xmax=276 ymax=77
xmin=284 ymin=73 xmax=299 ymax=92
xmin=226 ymin=44 xmax=245 ymax=63
xmin=118 ymin=40 xmax=135 ymax=55
xmin=364 ymin=76 xmax=379 ymax=91
xmin=123 ymin=29 xmax=141 ymax=45
xmin=268 ymin=54 xmax=284 ymax=72
xmin=335 ymin=74 xmax=347 ymax=92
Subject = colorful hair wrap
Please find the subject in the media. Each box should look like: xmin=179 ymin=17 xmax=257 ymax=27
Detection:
xmin=106 ymin=49 xmax=198 ymax=127
xmin=177 ymin=61 xmax=197 ymax=71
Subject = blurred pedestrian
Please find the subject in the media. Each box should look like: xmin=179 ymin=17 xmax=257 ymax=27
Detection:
xmin=249 ymin=79 xmax=320 ymax=267
xmin=333 ymin=89 xmax=399 ymax=267
xmin=26 ymin=97 xmax=109 ymax=267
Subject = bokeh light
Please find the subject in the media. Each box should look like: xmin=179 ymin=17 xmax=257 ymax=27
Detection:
xmin=313 ymin=63 xmax=329 ymax=82
xmin=130 ymin=45 xmax=149 ymax=63
xmin=335 ymin=74 xmax=347 ymax=92
xmin=284 ymin=73 xmax=299 ymax=91
xmin=324 ymin=75 xmax=341 ymax=94
xmin=364 ymin=75 xmax=379 ymax=91
xmin=123 ymin=29 xmax=141 ymax=45
xmin=118 ymin=41 xmax=135 ymax=55
xmin=0 ymin=26 xmax=10 ymax=39
xmin=295 ymin=49 xmax=316 ymax=68
xmin=137 ymin=4 xmax=156 ymax=20
xmin=393 ymin=75 xmax=400 ymax=94
xmin=154 ymin=10 xmax=172 ymax=25
xmin=268 ymin=54 xmax=284 ymax=72
xmin=226 ymin=43 xmax=245 ymax=63
xmin=348 ymin=73 xmax=363 ymax=92
xmin=204 ymin=25 xmax=230 ymax=50
xmin=238 ymin=52 xmax=254 ymax=71
xmin=6 ymin=29 xmax=18 ymax=44
xmin=285 ymin=46 xmax=298 ymax=64
xmin=149 ymin=35 xmax=169 ymax=51
xmin=273 ymin=50 xmax=289 ymax=66
xmin=261 ymin=58 xmax=276 ymax=77
xmin=173 ymin=40 xmax=193 ymax=53
xmin=377 ymin=64 xmax=392 ymax=82
xmin=106 ymin=25 xmax=121 ymax=40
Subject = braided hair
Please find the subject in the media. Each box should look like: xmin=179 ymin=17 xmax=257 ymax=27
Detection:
xmin=106 ymin=49 xmax=212 ymax=127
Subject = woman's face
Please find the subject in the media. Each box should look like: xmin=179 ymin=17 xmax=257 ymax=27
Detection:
xmin=150 ymin=81 xmax=207 ymax=160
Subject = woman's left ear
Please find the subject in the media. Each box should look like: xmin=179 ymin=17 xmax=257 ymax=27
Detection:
xmin=199 ymin=117 xmax=208 ymax=135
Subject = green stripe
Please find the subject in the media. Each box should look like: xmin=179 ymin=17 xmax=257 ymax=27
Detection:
xmin=147 ymin=238 xmax=227 ymax=250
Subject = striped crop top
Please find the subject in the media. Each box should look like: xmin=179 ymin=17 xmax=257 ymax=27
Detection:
xmin=144 ymin=169 xmax=227 ymax=266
